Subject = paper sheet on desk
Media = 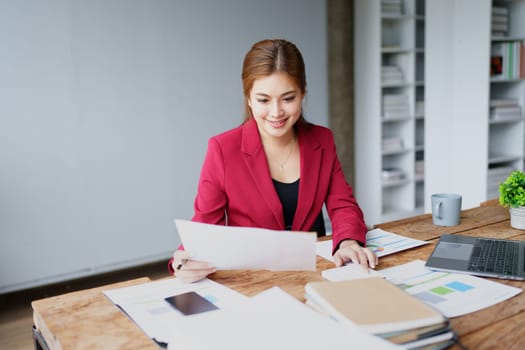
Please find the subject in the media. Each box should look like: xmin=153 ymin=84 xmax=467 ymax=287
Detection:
xmin=380 ymin=260 xmax=523 ymax=318
xmin=316 ymin=228 xmax=429 ymax=262
xmin=175 ymin=219 xmax=317 ymax=271
xmin=103 ymin=278 xmax=248 ymax=345
xmin=168 ymin=287 xmax=402 ymax=350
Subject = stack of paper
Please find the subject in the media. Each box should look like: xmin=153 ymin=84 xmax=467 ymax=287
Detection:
xmin=304 ymin=277 xmax=457 ymax=349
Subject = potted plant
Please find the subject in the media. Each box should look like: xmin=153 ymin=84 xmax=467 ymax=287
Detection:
xmin=499 ymin=169 xmax=525 ymax=229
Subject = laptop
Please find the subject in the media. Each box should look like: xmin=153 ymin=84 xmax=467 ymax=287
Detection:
xmin=425 ymin=234 xmax=525 ymax=280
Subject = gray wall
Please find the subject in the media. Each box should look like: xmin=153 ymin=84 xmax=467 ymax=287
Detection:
xmin=0 ymin=0 xmax=328 ymax=293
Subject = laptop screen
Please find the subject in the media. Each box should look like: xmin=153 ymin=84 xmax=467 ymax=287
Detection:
xmin=432 ymin=242 xmax=473 ymax=261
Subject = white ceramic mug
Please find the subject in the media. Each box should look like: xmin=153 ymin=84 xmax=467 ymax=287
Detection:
xmin=431 ymin=193 xmax=462 ymax=226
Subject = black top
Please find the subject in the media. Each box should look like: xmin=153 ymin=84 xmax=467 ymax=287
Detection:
xmin=272 ymin=178 xmax=326 ymax=237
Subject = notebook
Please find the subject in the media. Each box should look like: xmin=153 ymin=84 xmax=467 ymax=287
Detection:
xmin=304 ymin=277 xmax=448 ymax=337
xmin=425 ymin=234 xmax=525 ymax=280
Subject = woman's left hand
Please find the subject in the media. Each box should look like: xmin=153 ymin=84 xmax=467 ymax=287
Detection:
xmin=333 ymin=239 xmax=378 ymax=269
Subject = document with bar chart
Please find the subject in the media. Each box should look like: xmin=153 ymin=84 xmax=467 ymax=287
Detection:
xmin=316 ymin=228 xmax=428 ymax=262
xmin=379 ymin=260 xmax=522 ymax=317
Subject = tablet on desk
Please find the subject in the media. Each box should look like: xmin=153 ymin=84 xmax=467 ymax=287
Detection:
xmin=425 ymin=234 xmax=525 ymax=280
xmin=165 ymin=291 xmax=219 ymax=315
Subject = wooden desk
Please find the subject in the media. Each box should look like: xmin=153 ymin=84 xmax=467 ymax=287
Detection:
xmin=32 ymin=202 xmax=525 ymax=350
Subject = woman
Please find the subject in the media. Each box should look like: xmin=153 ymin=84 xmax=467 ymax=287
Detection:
xmin=170 ymin=39 xmax=377 ymax=283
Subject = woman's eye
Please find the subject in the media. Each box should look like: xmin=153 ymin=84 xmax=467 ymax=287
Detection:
xmin=257 ymin=98 xmax=269 ymax=103
xmin=284 ymin=96 xmax=296 ymax=102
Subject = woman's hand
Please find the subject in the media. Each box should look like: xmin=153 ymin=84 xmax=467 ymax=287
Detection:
xmin=333 ymin=239 xmax=378 ymax=269
xmin=171 ymin=250 xmax=217 ymax=283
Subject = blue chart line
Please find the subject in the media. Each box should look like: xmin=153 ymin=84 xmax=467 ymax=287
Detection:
xmin=382 ymin=239 xmax=405 ymax=247
xmin=367 ymin=234 xmax=389 ymax=241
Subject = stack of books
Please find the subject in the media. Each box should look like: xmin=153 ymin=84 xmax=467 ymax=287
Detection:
xmin=489 ymin=99 xmax=523 ymax=121
xmin=382 ymin=94 xmax=409 ymax=119
xmin=381 ymin=0 xmax=402 ymax=16
xmin=382 ymin=65 xmax=404 ymax=85
xmin=491 ymin=6 xmax=509 ymax=37
xmin=304 ymin=277 xmax=458 ymax=350
xmin=382 ymin=137 xmax=404 ymax=153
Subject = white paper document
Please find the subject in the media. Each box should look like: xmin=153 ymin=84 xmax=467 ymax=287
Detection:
xmin=175 ymin=219 xmax=316 ymax=271
xmin=322 ymin=263 xmax=383 ymax=281
xmin=316 ymin=228 xmax=429 ymax=262
xmin=103 ymin=278 xmax=248 ymax=345
xmin=168 ymin=286 xmax=402 ymax=350
xmin=380 ymin=260 xmax=522 ymax=318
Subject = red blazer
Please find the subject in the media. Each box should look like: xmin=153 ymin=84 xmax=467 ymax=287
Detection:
xmin=192 ymin=118 xmax=367 ymax=253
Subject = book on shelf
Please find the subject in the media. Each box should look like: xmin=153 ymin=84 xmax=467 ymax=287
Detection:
xmin=492 ymin=6 xmax=508 ymax=16
xmin=491 ymin=43 xmax=505 ymax=77
xmin=491 ymin=22 xmax=509 ymax=33
xmin=381 ymin=0 xmax=402 ymax=16
xmin=490 ymin=98 xmax=519 ymax=108
xmin=304 ymin=277 xmax=454 ymax=347
xmin=382 ymin=65 xmax=405 ymax=85
xmin=382 ymin=94 xmax=409 ymax=118
xmin=488 ymin=165 xmax=514 ymax=177
xmin=382 ymin=137 xmax=404 ymax=153
xmin=491 ymin=13 xmax=508 ymax=24
xmin=490 ymin=105 xmax=523 ymax=121
xmin=491 ymin=41 xmax=524 ymax=80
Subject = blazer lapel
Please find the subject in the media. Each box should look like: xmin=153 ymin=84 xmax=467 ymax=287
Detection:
xmin=293 ymin=125 xmax=322 ymax=231
xmin=241 ymin=119 xmax=284 ymax=228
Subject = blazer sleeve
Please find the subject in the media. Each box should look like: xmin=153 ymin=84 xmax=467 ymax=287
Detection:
xmin=323 ymin=132 xmax=368 ymax=253
xmin=192 ymin=137 xmax=228 ymax=225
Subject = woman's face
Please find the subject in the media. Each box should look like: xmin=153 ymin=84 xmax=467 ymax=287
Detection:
xmin=247 ymin=72 xmax=303 ymax=141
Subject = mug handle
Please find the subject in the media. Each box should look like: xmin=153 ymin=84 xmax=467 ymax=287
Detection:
xmin=433 ymin=201 xmax=442 ymax=219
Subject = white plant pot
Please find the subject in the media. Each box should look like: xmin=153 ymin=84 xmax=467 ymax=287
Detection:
xmin=510 ymin=207 xmax=525 ymax=230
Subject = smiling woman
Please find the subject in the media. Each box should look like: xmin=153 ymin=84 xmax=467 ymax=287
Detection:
xmin=169 ymin=39 xmax=378 ymax=283
xmin=249 ymin=72 xmax=302 ymax=183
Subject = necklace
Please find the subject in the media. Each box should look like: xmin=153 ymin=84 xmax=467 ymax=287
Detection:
xmin=278 ymin=140 xmax=296 ymax=172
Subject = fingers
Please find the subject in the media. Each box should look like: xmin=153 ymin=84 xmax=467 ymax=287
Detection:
xmin=176 ymin=266 xmax=216 ymax=283
xmin=334 ymin=241 xmax=378 ymax=269
xmin=172 ymin=250 xmax=216 ymax=283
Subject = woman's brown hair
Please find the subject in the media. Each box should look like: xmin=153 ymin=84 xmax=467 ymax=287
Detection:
xmin=241 ymin=39 xmax=307 ymax=123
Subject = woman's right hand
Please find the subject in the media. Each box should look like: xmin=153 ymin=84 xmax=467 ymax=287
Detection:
xmin=171 ymin=250 xmax=217 ymax=283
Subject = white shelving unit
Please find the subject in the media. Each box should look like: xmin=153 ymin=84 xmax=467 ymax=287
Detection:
xmin=354 ymin=0 xmax=425 ymax=226
xmin=488 ymin=0 xmax=525 ymax=199
xmin=425 ymin=0 xmax=525 ymax=212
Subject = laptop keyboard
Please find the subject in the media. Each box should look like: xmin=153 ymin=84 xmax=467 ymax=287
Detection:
xmin=468 ymin=239 xmax=519 ymax=275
